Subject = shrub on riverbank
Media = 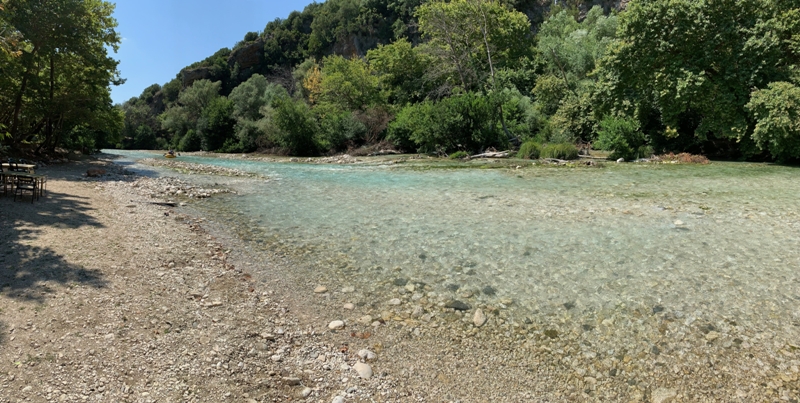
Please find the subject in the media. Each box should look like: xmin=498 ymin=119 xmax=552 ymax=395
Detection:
xmin=517 ymin=141 xmax=542 ymax=159
xmin=541 ymin=143 xmax=579 ymax=160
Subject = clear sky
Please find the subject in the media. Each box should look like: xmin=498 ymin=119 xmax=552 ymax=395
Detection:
xmin=110 ymin=0 xmax=318 ymax=105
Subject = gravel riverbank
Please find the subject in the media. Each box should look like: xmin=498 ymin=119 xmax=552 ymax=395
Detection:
xmin=0 ymin=156 xmax=796 ymax=402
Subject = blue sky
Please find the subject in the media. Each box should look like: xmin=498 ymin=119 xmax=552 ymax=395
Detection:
xmin=110 ymin=0 xmax=318 ymax=105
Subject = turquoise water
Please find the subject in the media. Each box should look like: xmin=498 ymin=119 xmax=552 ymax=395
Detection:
xmin=108 ymin=151 xmax=800 ymax=352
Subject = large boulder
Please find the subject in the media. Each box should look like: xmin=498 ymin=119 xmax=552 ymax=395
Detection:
xmin=181 ymin=67 xmax=214 ymax=88
xmin=228 ymin=39 xmax=264 ymax=71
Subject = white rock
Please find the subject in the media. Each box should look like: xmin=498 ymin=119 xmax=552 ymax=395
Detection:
xmin=357 ymin=315 xmax=372 ymax=325
xmin=301 ymin=387 xmax=312 ymax=397
xmin=388 ymin=298 xmax=402 ymax=305
xmin=357 ymin=349 xmax=377 ymax=361
xmin=705 ymin=331 xmax=720 ymax=341
xmin=651 ymin=388 xmax=677 ymax=403
xmin=332 ymin=396 xmax=345 ymax=403
xmin=353 ymin=362 xmax=373 ymax=379
xmin=404 ymin=284 xmax=415 ymax=292
xmin=616 ymin=158 xmax=625 ymax=163
xmin=341 ymin=286 xmax=355 ymax=293
xmin=343 ymin=303 xmax=355 ymax=310
xmin=270 ymin=355 xmax=282 ymax=362
xmin=674 ymin=220 xmax=684 ymax=226
xmin=314 ymin=285 xmax=328 ymax=293
xmin=473 ymin=309 xmax=487 ymax=327
xmin=328 ymin=320 xmax=345 ymax=330
xmin=21 ymin=386 xmax=32 ymax=393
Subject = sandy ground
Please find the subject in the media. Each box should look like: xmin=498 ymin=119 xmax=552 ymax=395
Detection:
xmin=1 ymin=157 xmax=797 ymax=403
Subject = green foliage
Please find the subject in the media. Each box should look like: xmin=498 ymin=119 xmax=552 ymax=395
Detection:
xmin=178 ymin=129 xmax=201 ymax=152
xmin=317 ymin=110 xmax=367 ymax=152
xmin=0 ymin=0 xmax=123 ymax=153
xmin=367 ymin=38 xmax=433 ymax=104
xmin=597 ymin=0 xmax=800 ymax=149
xmin=595 ymin=115 xmax=646 ymax=160
xmin=417 ymin=0 xmax=532 ymax=91
xmin=273 ymin=98 xmax=319 ymax=155
xmin=537 ymin=7 xmax=618 ymax=83
xmin=540 ymin=143 xmax=579 ymax=160
xmin=746 ymin=81 xmax=800 ymax=161
xmin=387 ymin=92 xmax=508 ymax=154
xmin=449 ymin=150 xmax=469 ymax=159
xmin=229 ymin=74 xmax=270 ymax=121
xmin=319 ymin=55 xmax=385 ymax=111
xmin=132 ymin=125 xmax=157 ymax=150
xmin=517 ymin=141 xmax=541 ymax=159
xmin=198 ymin=97 xmax=235 ymax=152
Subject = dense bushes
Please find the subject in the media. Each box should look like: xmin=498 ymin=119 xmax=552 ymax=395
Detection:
xmin=541 ymin=143 xmax=579 ymax=160
xmin=517 ymin=141 xmax=541 ymax=159
xmin=594 ymin=116 xmax=648 ymax=160
xmin=387 ymin=92 xmax=510 ymax=154
xmin=272 ymin=98 xmax=319 ymax=156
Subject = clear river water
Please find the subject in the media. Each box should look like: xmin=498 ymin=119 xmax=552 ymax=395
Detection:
xmin=107 ymin=150 xmax=800 ymax=358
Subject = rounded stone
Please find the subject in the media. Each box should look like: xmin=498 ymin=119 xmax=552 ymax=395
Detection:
xmin=328 ymin=320 xmax=345 ymax=330
xmin=473 ymin=309 xmax=487 ymax=327
xmin=353 ymin=362 xmax=373 ymax=379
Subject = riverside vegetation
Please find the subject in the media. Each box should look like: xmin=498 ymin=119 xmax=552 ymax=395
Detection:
xmin=111 ymin=0 xmax=800 ymax=162
xmin=4 ymin=0 xmax=797 ymax=162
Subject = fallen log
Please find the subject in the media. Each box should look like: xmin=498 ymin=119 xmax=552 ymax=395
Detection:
xmin=467 ymin=151 xmax=510 ymax=159
xmin=130 ymin=200 xmax=177 ymax=207
xmin=368 ymin=149 xmax=401 ymax=156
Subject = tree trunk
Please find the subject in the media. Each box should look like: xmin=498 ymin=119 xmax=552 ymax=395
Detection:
xmin=9 ymin=45 xmax=39 ymax=144
xmin=474 ymin=0 xmax=514 ymax=144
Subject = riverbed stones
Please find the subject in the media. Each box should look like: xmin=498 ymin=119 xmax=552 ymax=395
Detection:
xmin=445 ymin=300 xmax=471 ymax=311
xmin=328 ymin=320 xmax=345 ymax=330
xmin=388 ymin=298 xmax=402 ymax=305
xmin=651 ymin=387 xmax=677 ymax=403
xmin=353 ymin=362 xmax=373 ymax=379
xmin=357 ymin=349 xmax=377 ymax=361
xmin=343 ymin=303 xmax=355 ymax=310
xmin=332 ymin=396 xmax=345 ymax=403
xmin=473 ymin=309 xmax=487 ymax=327
xmin=314 ymin=286 xmax=328 ymax=293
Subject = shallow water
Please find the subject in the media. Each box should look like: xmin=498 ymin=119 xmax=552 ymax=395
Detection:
xmin=107 ymin=151 xmax=800 ymax=355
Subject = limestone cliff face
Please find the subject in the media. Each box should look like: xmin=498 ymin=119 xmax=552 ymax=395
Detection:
xmin=332 ymin=35 xmax=380 ymax=58
xmin=227 ymin=39 xmax=266 ymax=82
xmin=228 ymin=39 xmax=265 ymax=71
xmin=181 ymin=67 xmax=214 ymax=88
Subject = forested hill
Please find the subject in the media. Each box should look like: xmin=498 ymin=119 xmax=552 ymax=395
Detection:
xmin=119 ymin=0 xmax=800 ymax=162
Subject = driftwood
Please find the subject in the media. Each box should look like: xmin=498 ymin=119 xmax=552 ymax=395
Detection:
xmin=368 ymin=149 xmax=401 ymax=156
xmin=131 ymin=200 xmax=177 ymax=207
xmin=467 ymin=150 xmax=510 ymax=159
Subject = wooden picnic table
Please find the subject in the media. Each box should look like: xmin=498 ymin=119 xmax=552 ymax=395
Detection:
xmin=1 ymin=163 xmax=36 ymax=173
xmin=1 ymin=171 xmax=47 ymax=199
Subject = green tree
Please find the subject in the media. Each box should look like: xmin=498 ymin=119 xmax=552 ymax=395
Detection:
xmin=272 ymin=98 xmax=318 ymax=156
xmin=746 ymin=81 xmax=800 ymax=161
xmin=160 ymin=79 xmax=222 ymax=142
xmin=416 ymin=0 xmax=532 ymax=92
xmin=318 ymin=55 xmax=385 ymax=112
xmin=198 ymin=97 xmax=235 ymax=152
xmin=1 ymin=0 xmax=122 ymax=153
xmin=367 ymin=38 xmax=433 ymax=104
xmin=596 ymin=0 xmax=800 ymax=156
